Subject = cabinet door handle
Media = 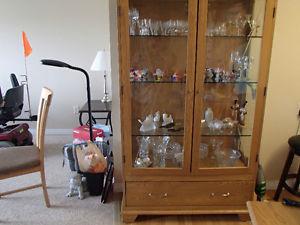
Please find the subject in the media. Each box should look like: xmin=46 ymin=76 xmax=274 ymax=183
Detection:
xmin=210 ymin=193 xmax=215 ymax=197
xmin=162 ymin=193 xmax=168 ymax=198
xmin=222 ymin=192 xmax=230 ymax=197
xmin=148 ymin=193 xmax=152 ymax=197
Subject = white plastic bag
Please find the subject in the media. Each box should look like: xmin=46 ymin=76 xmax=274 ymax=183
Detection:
xmin=76 ymin=141 xmax=107 ymax=173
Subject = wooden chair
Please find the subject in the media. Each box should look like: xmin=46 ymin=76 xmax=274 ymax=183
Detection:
xmin=0 ymin=87 xmax=53 ymax=207
xmin=274 ymin=135 xmax=300 ymax=200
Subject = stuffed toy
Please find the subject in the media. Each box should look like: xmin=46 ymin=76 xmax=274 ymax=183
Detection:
xmin=66 ymin=171 xmax=87 ymax=200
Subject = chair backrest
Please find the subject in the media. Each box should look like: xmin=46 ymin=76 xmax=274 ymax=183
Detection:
xmin=3 ymin=85 xmax=24 ymax=110
xmin=10 ymin=73 xmax=20 ymax=87
xmin=36 ymin=87 xmax=53 ymax=151
xmin=0 ymin=85 xmax=24 ymax=125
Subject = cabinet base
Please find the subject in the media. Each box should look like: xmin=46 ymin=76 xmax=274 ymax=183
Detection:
xmin=122 ymin=199 xmax=249 ymax=223
xmin=238 ymin=213 xmax=250 ymax=222
xmin=122 ymin=214 xmax=138 ymax=223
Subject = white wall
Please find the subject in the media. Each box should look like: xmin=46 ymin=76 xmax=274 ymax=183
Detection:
xmin=0 ymin=0 xmax=110 ymax=129
xmin=260 ymin=0 xmax=300 ymax=188
xmin=109 ymin=0 xmax=123 ymax=191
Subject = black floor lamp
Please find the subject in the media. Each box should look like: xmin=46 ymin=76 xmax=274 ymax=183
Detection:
xmin=41 ymin=59 xmax=114 ymax=200
xmin=41 ymin=59 xmax=93 ymax=141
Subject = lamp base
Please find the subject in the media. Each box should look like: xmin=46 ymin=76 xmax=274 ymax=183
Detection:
xmin=101 ymin=94 xmax=111 ymax=103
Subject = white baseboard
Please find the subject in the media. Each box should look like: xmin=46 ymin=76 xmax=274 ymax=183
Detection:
xmin=30 ymin=129 xmax=73 ymax=136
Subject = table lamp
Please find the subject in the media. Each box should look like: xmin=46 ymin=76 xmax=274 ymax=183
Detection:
xmin=90 ymin=50 xmax=111 ymax=103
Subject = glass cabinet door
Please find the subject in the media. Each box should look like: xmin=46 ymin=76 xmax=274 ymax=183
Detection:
xmin=193 ymin=0 xmax=267 ymax=172
xmin=125 ymin=0 xmax=197 ymax=174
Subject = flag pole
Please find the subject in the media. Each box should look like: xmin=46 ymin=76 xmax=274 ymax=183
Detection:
xmin=23 ymin=56 xmax=32 ymax=118
xmin=21 ymin=31 xmax=33 ymax=119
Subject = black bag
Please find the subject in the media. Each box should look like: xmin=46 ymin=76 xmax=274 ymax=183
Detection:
xmin=63 ymin=141 xmax=109 ymax=196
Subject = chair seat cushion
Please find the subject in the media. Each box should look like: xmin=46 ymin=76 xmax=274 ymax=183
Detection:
xmin=0 ymin=145 xmax=40 ymax=175
xmin=288 ymin=135 xmax=300 ymax=156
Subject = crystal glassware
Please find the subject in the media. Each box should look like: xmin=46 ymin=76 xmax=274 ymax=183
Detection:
xmin=152 ymin=136 xmax=170 ymax=167
xmin=167 ymin=142 xmax=182 ymax=166
xmin=138 ymin=19 xmax=151 ymax=36
xmin=134 ymin=136 xmax=152 ymax=167
xmin=200 ymin=143 xmax=209 ymax=159
xmin=210 ymin=139 xmax=223 ymax=155
xmin=129 ymin=8 xmax=139 ymax=35
xmin=214 ymin=149 xmax=241 ymax=167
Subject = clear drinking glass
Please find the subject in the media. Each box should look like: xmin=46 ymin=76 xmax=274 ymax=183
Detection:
xmin=152 ymin=136 xmax=170 ymax=167
xmin=134 ymin=136 xmax=152 ymax=167
xmin=129 ymin=8 xmax=139 ymax=35
xmin=200 ymin=143 xmax=209 ymax=159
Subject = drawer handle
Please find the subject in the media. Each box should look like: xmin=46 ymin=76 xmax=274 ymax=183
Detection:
xmin=222 ymin=192 xmax=230 ymax=197
xmin=148 ymin=193 xmax=152 ymax=197
xmin=162 ymin=193 xmax=168 ymax=198
xmin=210 ymin=193 xmax=215 ymax=197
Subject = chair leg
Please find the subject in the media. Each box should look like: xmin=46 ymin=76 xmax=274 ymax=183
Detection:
xmin=274 ymin=149 xmax=294 ymax=201
xmin=40 ymin=167 xmax=50 ymax=207
xmin=294 ymin=164 xmax=300 ymax=191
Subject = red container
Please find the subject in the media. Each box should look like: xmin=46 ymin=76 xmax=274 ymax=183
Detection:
xmin=73 ymin=125 xmax=103 ymax=141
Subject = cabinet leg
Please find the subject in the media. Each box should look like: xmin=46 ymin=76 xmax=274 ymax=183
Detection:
xmin=122 ymin=214 xmax=138 ymax=223
xmin=238 ymin=213 xmax=250 ymax=222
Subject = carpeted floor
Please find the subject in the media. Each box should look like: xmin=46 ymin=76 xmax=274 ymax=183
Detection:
xmin=0 ymin=135 xmax=121 ymax=225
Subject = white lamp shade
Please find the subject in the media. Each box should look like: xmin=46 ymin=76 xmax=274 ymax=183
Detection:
xmin=90 ymin=50 xmax=111 ymax=72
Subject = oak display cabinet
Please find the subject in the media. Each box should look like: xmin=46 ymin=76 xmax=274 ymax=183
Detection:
xmin=118 ymin=0 xmax=277 ymax=222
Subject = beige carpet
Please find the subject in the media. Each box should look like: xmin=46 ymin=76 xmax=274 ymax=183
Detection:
xmin=0 ymin=135 xmax=121 ymax=225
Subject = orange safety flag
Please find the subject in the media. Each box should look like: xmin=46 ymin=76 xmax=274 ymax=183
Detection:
xmin=22 ymin=31 xmax=32 ymax=57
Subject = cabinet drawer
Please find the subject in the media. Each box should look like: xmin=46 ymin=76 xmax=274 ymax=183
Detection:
xmin=126 ymin=181 xmax=253 ymax=207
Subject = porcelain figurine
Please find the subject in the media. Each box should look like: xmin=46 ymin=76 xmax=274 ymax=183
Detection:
xmin=162 ymin=113 xmax=173 ymax=127
xmin=239 ymin=101 xmax=248 ymax=126
xmin=153 ymin=111 xmax=160 ymax=123
xmin=171 ymin=72 xmax=182 ymax=82
xmin=154 ymin=68 xmax=164 ymax=81
xmin=204 ymin=107 xmax=214 ymax=124
xmin=130 ymin=69 xmax=135 ymax=81
xmin=223 ymin=117 xmax=236 ymax=129
xmin=231 ymin=100 xmax=240 ymax=121
xmin=205 ymin=68 xmax=214 ymax=82
xmin=141 ymin=68 xmax=149 ymax=81
xmin=214 ymin=68 xmax=221 ymax=82
xmin=139 ymin=115 xmax=156 ymax=132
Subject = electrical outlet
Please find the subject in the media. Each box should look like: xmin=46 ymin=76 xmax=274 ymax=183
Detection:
xmin=73 ymin=105 xmax=79 ymax=115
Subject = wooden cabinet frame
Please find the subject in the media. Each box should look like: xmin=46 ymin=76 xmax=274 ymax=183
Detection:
xmin=192 ymin=0 xmax=278 ymax=176
xmin=118 ymin=0 xmax=277 ymax=223
xmin=119 ymin=0 xmax=198 ymax=177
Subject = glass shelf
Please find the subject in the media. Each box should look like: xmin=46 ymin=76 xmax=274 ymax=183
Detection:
xmin=201 ymin=126 xmax=252 ymax=137
xmin=132 ymin=121 xmax=184 ymax=137
xmin=206 ymin=35 xmax=262 ymax=38
xmin=204 ymin=81 xmax=258 ymax=84
xmin=131 ymin=81 xmax=186 ymax=84
xmin=130 ymin=34 xmax=187 ymax=38
xmin=132 ymin=128 xmax=184 ymax=137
